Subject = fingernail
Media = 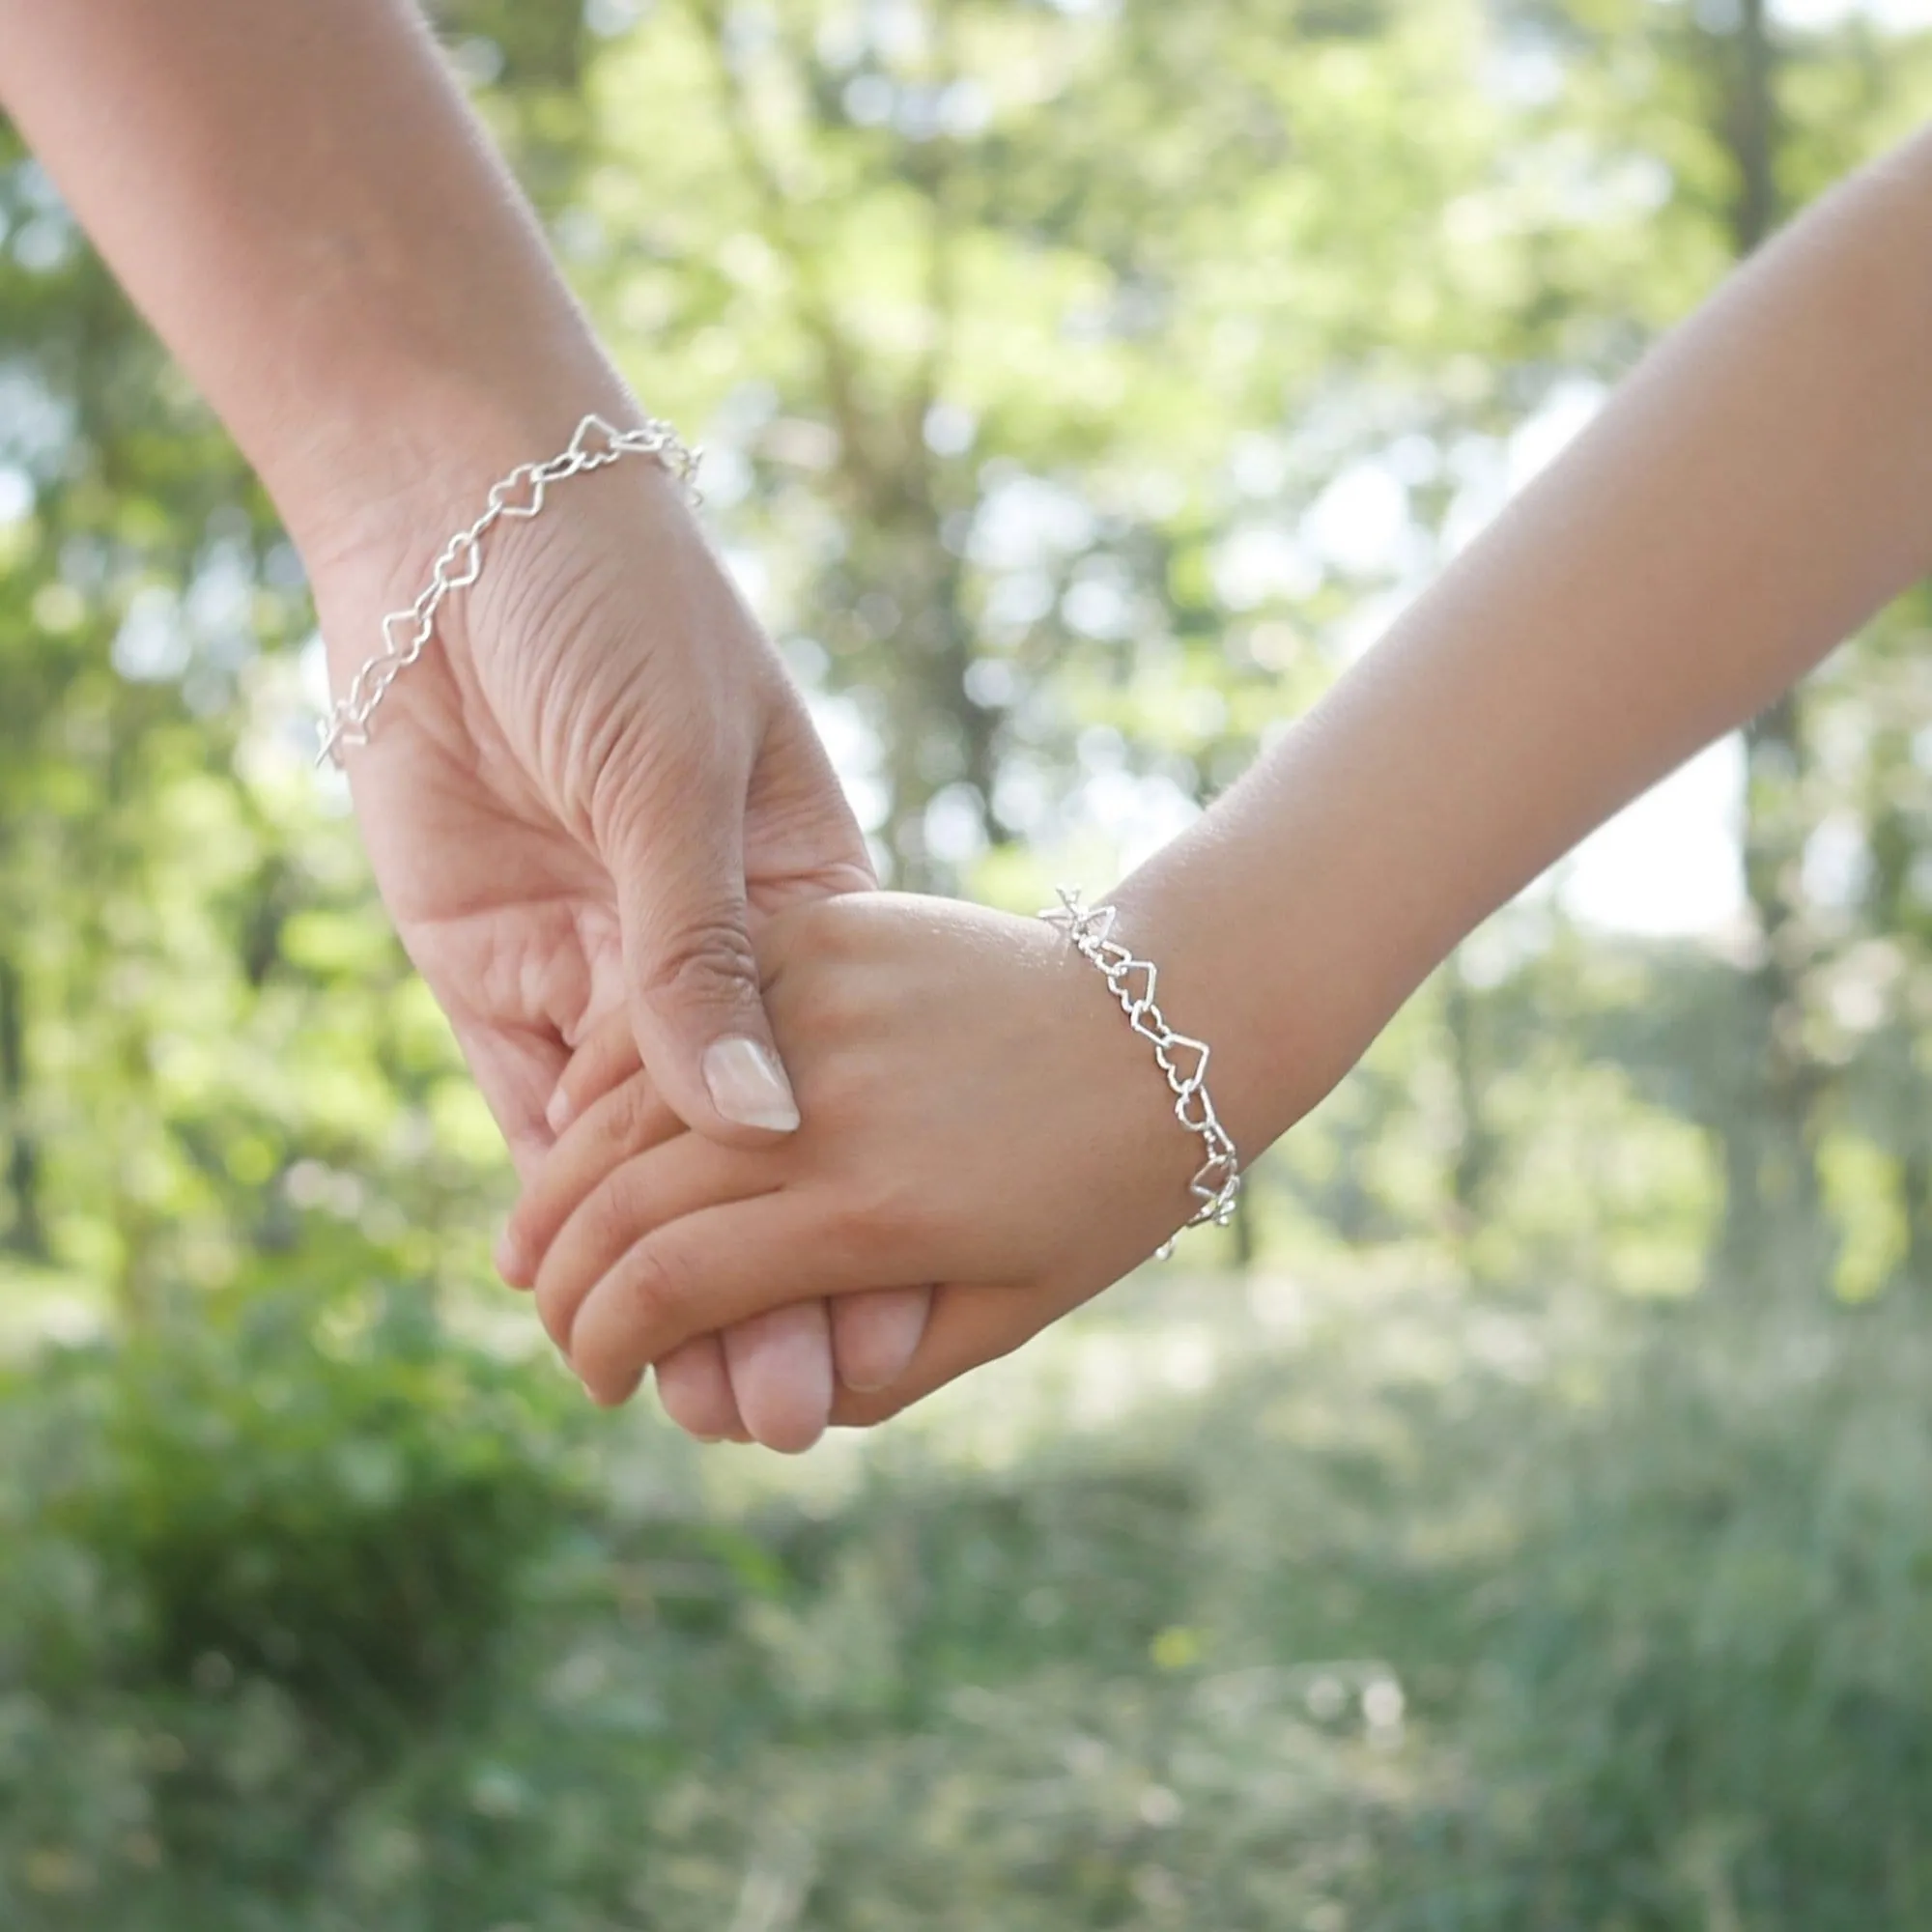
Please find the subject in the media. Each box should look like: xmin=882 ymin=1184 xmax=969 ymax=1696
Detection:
xmin=495 ymin=1225 xmax=529 ymax=1284
xmin=546 ymin=1087 xmax=575 ymax=1135
xmin=730 ymin=1304 xmax=834 ymax=1454
xmin=838 ymin=1290 xmax=929 ymax=1393
xmin=701 ymin=1036 xmax=801 ymax=1132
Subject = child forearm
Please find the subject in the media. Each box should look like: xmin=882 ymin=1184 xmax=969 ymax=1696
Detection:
xmin=1121 ymin=128 xmax=1932 ymax=1156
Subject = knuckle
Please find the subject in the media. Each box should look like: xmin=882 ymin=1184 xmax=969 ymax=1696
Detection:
xmin=879 ymin=1194 xmax=939 ymax=1258
xmin=620 ymin=1232 xmax=689 ymax=1329
xmin=586 ymin=1168 xmax=648 ymax=1257
xmin=822 ymin=1179 xmax=915 ymax=1262
xmin=817 ymin=1195 xmax=871 ymax=1260
xmin=587 ymin=1236 xmax=688 ymax=1364
xmin=638 ymin=918 xmax=760 ymax=1009
xmin=603 ymin=1078 xmax=652 ymax=1154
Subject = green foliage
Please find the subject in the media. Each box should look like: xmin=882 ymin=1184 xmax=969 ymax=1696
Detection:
xmin=6 ymin=1 xmax=1932 ymax=1923
xmin=8 ymin=1278 xmax=1932 ymax=1928
xmin=45 ymin=1305 xmax=576 ymax=1725
xmin=1445 ymin=1303 xmax=1932 ymax=1927
xmin=0 ymin=1293 xmax=591 ymax=1923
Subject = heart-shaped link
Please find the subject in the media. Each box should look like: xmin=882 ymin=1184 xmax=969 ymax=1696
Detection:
xmin=1039 ymin=886 xmax=1243 ymax=1249
xmin=382 ymin=609 xmax=433 ymax=662
xmin=317 ymin=412 xmax=699 ymax=769
xmin=1191 ymin=1151 xmax=1236 ymax=1198
xmin=1154 ymin=1033 xmax=1209 ymax=1096
xmin=437 ymin=528 xmax=484 ymax=591
xmin=566 ymin=412 xmax=623 ymax=466
xmin=488 ymin=468 xmax=549 ymax=521
xmin=1110 ymin=959 xmax=1158 ymax=1012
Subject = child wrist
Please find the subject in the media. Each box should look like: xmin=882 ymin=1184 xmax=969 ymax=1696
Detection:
xmin=1040 ymin=886 xmax=1243 ymax=1250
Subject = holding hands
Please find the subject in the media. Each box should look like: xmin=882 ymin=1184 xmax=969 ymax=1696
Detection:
xmin=495 ymin=121 xmax=1932 ymax=1448
xmin=499 ymin=894 xmax=1224 ymax=1448
xmin=12 ymin=0 xmax=1931 ymax=1456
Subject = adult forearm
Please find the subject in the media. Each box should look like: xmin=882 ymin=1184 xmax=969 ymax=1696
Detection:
xmin=1123 ymin=128 xmax=1932 ymax=1153
xmin=0 ymin=0 xmax=624 ymax=554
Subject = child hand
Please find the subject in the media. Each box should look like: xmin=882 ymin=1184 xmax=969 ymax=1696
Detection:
xmin=500 ymin=892 xmax=1227 ymax=1433
xmin=509 ymin=1008 xmax=933 ymax=1451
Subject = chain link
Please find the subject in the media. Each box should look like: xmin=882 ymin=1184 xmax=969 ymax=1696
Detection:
xmin=1041 ymin=887 xmax=1243 ymax=1253
xmin=315 ymin=412 xmax=701 ymax=769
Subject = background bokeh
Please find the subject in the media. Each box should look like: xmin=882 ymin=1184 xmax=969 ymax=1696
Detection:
xmin=4 ymin=0 xmax=1932 ymax=1925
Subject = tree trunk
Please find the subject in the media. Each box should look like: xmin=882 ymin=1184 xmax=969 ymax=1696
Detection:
xmin=1713 ymin=2 xmax=1832 ymax=1293
xmin=1442 ymin=957 xmax=1495 ymax=1254
xmin=0 ymin=954 xmax=44 ymax=1259
xmin=866 ymin=492 xmax=1002 ymax=893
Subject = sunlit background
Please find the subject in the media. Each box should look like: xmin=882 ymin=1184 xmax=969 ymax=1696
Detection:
xmin=5 ymin=1 xmax=1932 ymax=1925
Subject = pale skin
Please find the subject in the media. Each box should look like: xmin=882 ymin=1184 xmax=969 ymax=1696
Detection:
xmin=0 ymin=0 xmax=925 ymax=1442
xmin=503 ymin=126 xmax=1932 ymax=1434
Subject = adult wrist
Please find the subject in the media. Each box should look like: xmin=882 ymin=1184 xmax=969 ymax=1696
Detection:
xmin=311 ymin=406 xmax=702 ymax=770
xmin=278 ymin=335 xmax=704 ymax=731
xmin=271 ymin=339 xmax=641 ymax=584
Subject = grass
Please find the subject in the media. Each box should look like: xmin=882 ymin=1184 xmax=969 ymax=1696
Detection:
xmin=4 ymin=1261 xmax=1931 ymax=1929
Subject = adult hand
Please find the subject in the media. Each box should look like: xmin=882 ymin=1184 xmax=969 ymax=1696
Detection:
xmin=0 ymin=0 xmax=929 ymax=1442
xmin=308 ymin=428 xmax=930 ymax=1445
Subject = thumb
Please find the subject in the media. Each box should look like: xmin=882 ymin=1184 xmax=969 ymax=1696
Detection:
xmin=609 ymin=771 xmax=799 ymax=1147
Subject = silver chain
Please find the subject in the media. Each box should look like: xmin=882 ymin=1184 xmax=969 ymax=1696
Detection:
xmin=1041 ymin=887 xmax=1243 ymax=1253
xmin=315 ymin=412 xmax=701 ymax=769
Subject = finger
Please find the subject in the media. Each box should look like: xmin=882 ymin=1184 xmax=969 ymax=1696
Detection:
xmin=533 ymin=1131 xmax=777 ymax=1360
xmin=548 ymin=1008 xmax=643 ymax=1137
xmin=742 ymin=694 xmax=880 ymax=904
xmin=827 ymin=1276 xmax=1096 ymax=1431
xmin=602 ymin=753 xmax=801 ymax=1148
xmin=656 ymin=1335 xmax=748 ymax=1442
xmin=596 ymin=1362 xmax=648 ymax=1408
xmin=539 ymin=1076 xmax=837 ymax=1445
xmin=449 ymin=1015 xmax=571 ymax=1185
xmin=723 ymin=1300 xmax=836 ymax=1454
xmin=567 ymin=1194 xmax=920 ymax=1406
xmin=497 ymin=1064 xmax=684 ymax=1289
xmin=831 ymin=1286 xmax=933 ymax=1394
